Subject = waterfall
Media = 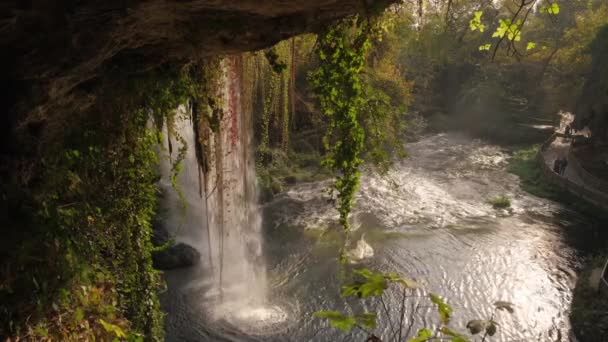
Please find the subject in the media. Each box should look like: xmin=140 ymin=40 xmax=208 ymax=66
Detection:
xmin=157 ymin=57 xmax=284 ymax=329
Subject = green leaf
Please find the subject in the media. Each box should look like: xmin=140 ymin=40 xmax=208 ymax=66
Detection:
xmin=440 ymin=327 xmax=470 ymax=342
xmin=408 ymin=328 xmax=433 ymax=342
xmin=341 ymin=282 xmax=363 ymax=297
xmin=492 ymin=19 xmax=521 ymax=41
xmin=356 ymin=312 xmax=377 ymax=329
xmin=526 ymin=42 xmax=537 ymax=51
xmin=74 ymin=308 xmax=85 ymax=323
xmin=343 ymin=269 xmax=388 ymax=298
xmin=479 ymin=44 xmax=492 ymax=51
xmin=507 ymin=20 xmax=522 ymax=42
xmin=384 ymin=273 xmax=420 ymax=288
xmin=548 ymin=2 xmax=560 ymax=14
xmin=354 ymin=268 xmax=374 ymax=279
xmin=314 ymin=311 xmax=357 ymax=332
xmin=492 ymin=19 xmax=509 ymax=38
xmin=541 ymin=3 xmax=560 ymax=15
xmin=430 ymin=294 xmax=453 ymax=324
xmin=452 ymin=337 xmax=470 ymax=342
xmin=469 ymin=11 xmax=485 ymax=32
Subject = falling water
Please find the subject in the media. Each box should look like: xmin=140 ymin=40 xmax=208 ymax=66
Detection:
xmin=157 ymin=57 xmax=285 ymax=335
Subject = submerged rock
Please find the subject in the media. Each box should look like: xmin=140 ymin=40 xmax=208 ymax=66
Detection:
xmin=153 ymin=243 xmax=200 ymax=270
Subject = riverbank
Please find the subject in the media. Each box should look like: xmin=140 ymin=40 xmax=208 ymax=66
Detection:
xmin=570 ymin=254 xmax=608 ymax=342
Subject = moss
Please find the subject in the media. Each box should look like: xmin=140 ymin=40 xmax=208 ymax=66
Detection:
xmin=487 ymin=196 xmax=511 ymax=209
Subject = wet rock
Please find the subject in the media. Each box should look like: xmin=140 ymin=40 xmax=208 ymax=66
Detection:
xmin=153 ymin=243 xmax=200 ymax=270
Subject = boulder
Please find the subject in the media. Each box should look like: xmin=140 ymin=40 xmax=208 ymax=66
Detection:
xmin=153 ymin=243 xmax=200 ymax=270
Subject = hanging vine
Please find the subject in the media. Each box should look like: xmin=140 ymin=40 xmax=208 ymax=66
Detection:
xmin=308 ymin=17 xmax=374 ymax=232
xmin=227 ymin=57 xmax=240 ymax=147
xmin=281 ymin=58 xmax=290 ymax=152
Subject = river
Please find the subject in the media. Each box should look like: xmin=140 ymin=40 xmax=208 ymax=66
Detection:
xmin=162 ymin=132 xmax=602 ymax=342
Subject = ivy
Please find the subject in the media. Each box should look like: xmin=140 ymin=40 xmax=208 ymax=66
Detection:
xmin=0 ymin=60 xmax=223 ymax=340
xmin=281 ymin=63 xmax=290 ymax=152
xmin=308 ymin=17 xmax=374 ymax=231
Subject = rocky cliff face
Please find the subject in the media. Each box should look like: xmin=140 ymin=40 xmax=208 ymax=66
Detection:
xmin=0 ymin=0 xmax=393 ymax=151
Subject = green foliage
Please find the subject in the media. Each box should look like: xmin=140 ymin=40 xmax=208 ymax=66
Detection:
xmin=408 ymin=328 xmax=433 ymax=342
xmin=308 ymin=17 xmax=373 ymax=231
xmin=384 ymin=273 xmax=420 ymax=289
xmin=340 ymin=269 xmax=420 ymax=300
xmin=469 ymin=11 xmax=486 ymax=32
xmin=487 ymin=196 xmax=511 ymax=209
xmin=0 ymin=61 xmax=216 ymax=340
xmin=440 ymin=327 xmax=469 ymax=342
xmin=492 ymin=19 xmax=522 ymax=42
xmin=430 ymin=294 xmax=453 ymax=324
xmin=314 ymin=311 xmax=357 ymax=332
xmin=540 ymin=3 xmax=560 ymax=15
xmin=315 ymin=269 xmax=515 ymax=341
xmin=99 ymin=319 xmax=127 ymax=339
xmin=313 ymin=311 xmax=377 ymax=332
xmin=526 ymin=42 xmax=537 ymax=50
xmin=342 ymin=269 xmax=389 ymax=298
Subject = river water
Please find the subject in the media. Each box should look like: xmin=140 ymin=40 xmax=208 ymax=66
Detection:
xmin=163 ymin=132 xmax=602 ymax=342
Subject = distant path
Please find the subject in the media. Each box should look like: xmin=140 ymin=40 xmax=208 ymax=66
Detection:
xmin=539 ymin=132 xmax=608 ymax=210
xmin=543 ymin=135 xmax=585 ymax=186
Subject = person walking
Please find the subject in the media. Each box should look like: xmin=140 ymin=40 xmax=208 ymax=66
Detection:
xmin=553 ymin=158 xmax=562 ymax=174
